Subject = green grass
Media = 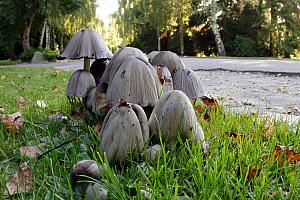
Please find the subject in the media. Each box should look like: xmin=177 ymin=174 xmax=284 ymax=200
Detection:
xmin=0 ymin=60 xmax=22 ymax=66
xmin=0 ymin=67 xmax=300 ymax=199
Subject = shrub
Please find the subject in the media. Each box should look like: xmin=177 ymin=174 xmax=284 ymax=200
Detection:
xmin=19 ymin=48 xmax=36 ymax=61
xmin=42 ymin=50 xmax=59 ymax=61
xmin=233 ymin=36 xmax=257 ymax=57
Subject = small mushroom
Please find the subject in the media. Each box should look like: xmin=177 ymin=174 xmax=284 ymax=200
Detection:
xmin=148 ymin=90 xmax=207 ymax=150
xmin=85 ymin=184 xmax=107 ymax=200
xmin=106 ymin=56 xmax=161 ymax=107
xmin=101 ymin=47 xmax=148 ymax=85
xmin=66 ymin=69 xmax=96 ymax=108
xmin=173 ymin=68 xmax=205 ymax=100
xmin=147 ymin=51 xmax=160 ymax=63
xmin=151 ymin=51 xmax=185 ymax=75
xmin=99 ymin=101 xmax=149 ymax=163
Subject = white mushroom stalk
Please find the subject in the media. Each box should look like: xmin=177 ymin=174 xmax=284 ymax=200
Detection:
xmin=99 ymin=101 xmax=149 ymax=163
xmin=148 ymin=90 xmax=207 ymax=151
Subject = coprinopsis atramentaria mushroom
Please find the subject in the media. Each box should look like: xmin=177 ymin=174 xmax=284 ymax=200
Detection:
xmin=151 ymin=51 xmax=185 ymax=76
xmin=99 ymin=101 xmax=149 ymax=163
xmin=106 ymin=56 xmax=161 ymax=108
xmin=148 ymin=90 xmax=207 ymax=151
xmin=65 ymin=69 xmax=96 ymax=107
xmin=173 ymin=68 xmax=205 ymax=101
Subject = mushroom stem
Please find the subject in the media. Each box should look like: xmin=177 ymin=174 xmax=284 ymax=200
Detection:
xmin=84 ymin=57 xmax=91 ymax=71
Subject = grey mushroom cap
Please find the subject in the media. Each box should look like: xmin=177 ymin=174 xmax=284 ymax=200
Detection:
xmin=99 ymin=103 xmax=149 ymax=163
xmin=101 ymin=47 xmax=148 ymax=85
xmin=148 ymin=51 xmax=160 ymax=63
xmin=173 ymin=68 xmax=205 ymax=99
xmin=106 ymin=56 xmax=162 ymax=107
xmin=60 ymin=28 xmax=113 ymax=59
xmin=151 ymin=51 xmax=186 ymax=75
xmin=66 ymin=70 xmax=96 ymax=97
xmin=148 ymin=90 xmax=206 ymax=148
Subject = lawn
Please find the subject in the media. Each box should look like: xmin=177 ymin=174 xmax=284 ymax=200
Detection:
xmin=0 ymin=67 xmax=300 ymax=199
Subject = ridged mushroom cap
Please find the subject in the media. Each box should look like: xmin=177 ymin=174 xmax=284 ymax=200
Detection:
xmin=101 ymin=47 xmax=148 ymax=85
xmin=148 ymin=51 xmax=160 ymax=63
xmin=148 ymin=90 xmax=205 ymax=148
xmin=151 ymin=51 xmax=185 ymax=75
xmin=99 ymin=102 xmax=149 ymax=163
xmin=106 ymin=56 xmax=161 ymax=107
xmin=173 ymin=68 xmax=205 ymax=99
xmin=65 ymin=69 xmax=96 ymax=97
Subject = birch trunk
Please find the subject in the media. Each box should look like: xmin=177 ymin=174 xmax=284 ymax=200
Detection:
xmin=38 ymin=18 xmax=46 ymax=49
xmin=210 ymin=0 xmax=226 ymax=56
xmin=157 ymin=28 xmax=161 ymax=51
xmin=179 ymin=21 xmax=184 ymax=55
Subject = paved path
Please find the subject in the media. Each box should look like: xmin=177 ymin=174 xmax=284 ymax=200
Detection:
xmin=10 ymin=57 xmax=300 ymax=74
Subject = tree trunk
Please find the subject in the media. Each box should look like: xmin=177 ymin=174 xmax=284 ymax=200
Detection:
xmin=60 ymin=34 xmax=64 ymax=52
xmin=269 ymin=6 xmax=276 ymax=57
xmin=45 ymin=23 xmax=50 ymax=50
xmin=38 ymin=18 xmax=46 ymax=49
xmin=210 ymin=0 xmax=226 ymax=56
xmin=157 ymin=28 xmax=161 ymax=51
xmin=22 ymin=12 xmax=36 ymax=50
xmin=179 ymin=17 xmax=184 ymax=55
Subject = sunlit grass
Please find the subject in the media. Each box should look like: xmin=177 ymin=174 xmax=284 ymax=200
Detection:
xmin=0 ymin=67 xmax=299 ymax=199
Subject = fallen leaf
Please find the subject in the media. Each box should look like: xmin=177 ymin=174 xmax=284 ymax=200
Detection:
xmin=37 ymin=100 xmax=47 ymax=108
xmin=247 ymin=167 xmax=260 ymax=180
xmin=2 ymin=112 xmax=23 ymax=133
xmin=224 ymin=132 xmax=238 ymax=143
xmin=52 ymin=85 xmax=60 ymax=92
xmin=194 ymin=105 xmax=205 ymax=113
xmin=276 ymin=86 xmax=288 ymax=94
xmin=273 ymin=144 xmax=300 ymax=165
xmin=94 ymin=122 xmax=102 ymax=137
xmin=5 ymin=162 xmax=33 ymax=196
xmin=262 ymin=121 xmax=275 ymax=138
xmin=201 ymin=96 xmax=220 ymax=110
xmin=16 ymin=96 xmax=26 ymax=109
xmin=203 ymin=113 xmax=210 ymax=122
xmin=19 ymin=144 xmax=45 ymax=159
xmin=71 ymin=111 xmax=85 ymax=123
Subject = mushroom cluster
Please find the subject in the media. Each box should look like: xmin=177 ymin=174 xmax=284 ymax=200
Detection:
xmin=65 ymin=45 xmax=209 ymax=198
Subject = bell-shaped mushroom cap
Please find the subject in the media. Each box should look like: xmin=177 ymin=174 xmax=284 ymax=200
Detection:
xmin=101 ymin=47 xmax=148 ymax=85
xmin=66 ymin=69 xmax=96 ymax=97
xmin=106 ymin=56 xmax=161 ymax=107
xmin=148 ymin=51 xmax=160 ymax=63
xmin=86 ymin=83 xmax=109 ymax=114
xmin=60 ymin=29 xmax=113 ymax=59
xmin=173 ymin=68 xmax=205 ymax=99
xmin=151 ymin=51 xmax=185 ymax=75
xmin=148 ymin=90 xmax=206 ymax=148
xmin=99 ymin=102 xmax=149 ymax=163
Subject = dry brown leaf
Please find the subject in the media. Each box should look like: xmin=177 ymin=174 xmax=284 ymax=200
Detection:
xmin=201 ymin=96 xmax=220 ymax=110
xmin=276 ymin=86 xmax=288 ymax=94
xmin=94 ymin=122 xmax=102 ymax=137
xmin=194 ymin=105 xmax=205 ymax=113
xmin=19 ymin=144 xmax=45 ymax=159
xmin=273 ymin=144 xmax=300 ymax=165
xmin=262 ymin=121 xmax=275 ymax=138
xmin=5 ymin=162 xmax=33 ymax=196
xmin=16 ymin=96 xmax=26 ymax=108
xmin=247 ymin=167 xmax=260 ymax=180
xmin=2 ymin=112 xmax=23 ymax=133
xmin=52 ymin=85 xmax=60 ymax=92
xmin=224 ymin=132 xmax=239 ymax=143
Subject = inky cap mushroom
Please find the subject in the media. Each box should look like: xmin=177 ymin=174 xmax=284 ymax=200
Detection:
xmin=151 ymin=51 xmax=185 ymax=75
xmin=106 ymin=56 xmax=161 ymax=107
xmin=101 ymin=47 xmax=148 ymax=85
xmin=173 ymin=68 xmax=205 ymax=100
xmin=99 ymin=101 xmax=149 ymax=163
xmin=66 ymin=69 xmax=96 ymax=97
xmin=148 ymin=90 xmax=206 ymax=150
